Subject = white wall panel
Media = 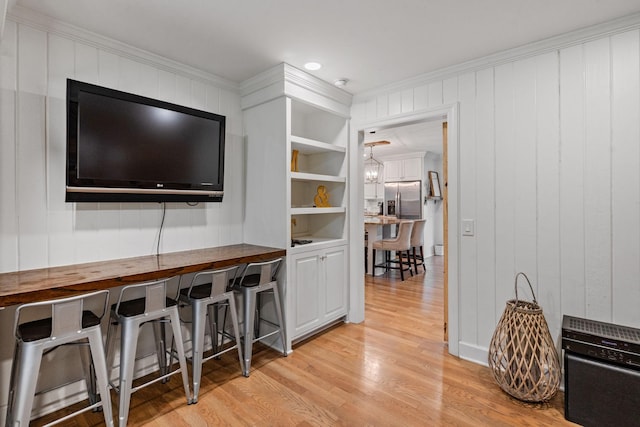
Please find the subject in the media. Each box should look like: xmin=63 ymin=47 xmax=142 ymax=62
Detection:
xmin=401 ymin=88 xmax=413 ymax=113
xmin=428 ymin=81 xmax=443 ymax=107
xmin=535 ymin=52 xmax=561 ymax=340
xmin=559 ymin=44 xmax=586 ymax=317
xmin=364 ymin=96 xmax=376 ymax=120
xmin=17 ymin=25 xmax=46 ymax=95
xmin=611 ymin=30 xmax=640 ymax=327
xmin=0 ymin=20 xmax=16 ymax=91
xmin=413 ymin=84 xmax=428 ymax=111
xmin=457 ymin=72 xmax=477 ymax=344
xmin=0 ymin=20 xmax=17 ymax=272
xmin=442 ymin=77 xmax=458 ymax=105
xmin=388 ymin=91 xmax=401 ymax=116
xmin=46 ymin=34 xmax=74 ymax=266
xmin=0 ymin=19 xmax=243 ymax=272
xmin=474 ymin=68 xmax=496 ymax=345
xmin=493 ymin=62 xmax=517 ymax=320
xmin=376 ymin=94 xmax=387 ymax=118
xmin=16 ymin=25 xmax=47 ymax=269
xmin=74 ymin=43 xmax=98 ymax=84
xmin=191 ymin=80 xmax=206 ymax=110
xmin=512 ymin=58 xmax=537 ymax=287
xmin=97 ymin=50 xmax=119 ymax=89
xmin=350 ymin=17 xmax=640 ymax=365
xmin=584 ymin=38 xmax=612 ymax=320
xmin=219 ymin=88 xmax=244 ymax=244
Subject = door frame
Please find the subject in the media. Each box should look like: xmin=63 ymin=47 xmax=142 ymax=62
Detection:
xmin=349 ymin=103 xmax=460 ymax=356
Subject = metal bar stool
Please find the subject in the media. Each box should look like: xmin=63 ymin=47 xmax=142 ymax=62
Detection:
xmin=372 ymin=221 xmax=414 ymax=280
xmin=105 ymin=278 xmax=191 ymax=427
xmin=5 ymin=290 xmax=114 ymax=427
xmin=175 ymin=266 xmax=244 ymax=403
xmin=230 ymin=258 xmax=286 ymax=377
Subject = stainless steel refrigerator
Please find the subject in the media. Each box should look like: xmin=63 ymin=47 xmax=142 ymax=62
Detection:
xmin=384 ymin=180 xmax=422 ymax=219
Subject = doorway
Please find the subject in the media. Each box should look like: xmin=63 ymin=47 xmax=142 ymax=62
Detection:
xmin=351 ymin=105 xmax=460 ymax=356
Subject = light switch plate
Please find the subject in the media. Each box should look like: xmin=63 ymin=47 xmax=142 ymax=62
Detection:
xmin=462 ymin=219 xmax=475 ymax=236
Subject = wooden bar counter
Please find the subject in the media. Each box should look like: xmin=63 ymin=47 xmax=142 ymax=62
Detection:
xmin=0 ymin=244 xmax=286 ymax=306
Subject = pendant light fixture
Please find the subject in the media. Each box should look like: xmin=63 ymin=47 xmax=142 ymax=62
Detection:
xmin=364 ymin=141 xmax=390 ymax=183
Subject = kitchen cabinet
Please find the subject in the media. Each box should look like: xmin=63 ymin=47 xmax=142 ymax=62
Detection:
xmin=384 ymin=157 xmax=423 ymax=182
xmin=288 ymin=244 xmax=348 ymax=339
xmin=364 ymin=182 xmax=384 ymax=200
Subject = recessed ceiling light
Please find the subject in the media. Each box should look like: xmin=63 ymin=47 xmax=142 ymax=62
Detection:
xmin=304 ymin=62 xmax=322 ymax=71
xmin=334 ymin=79 xmax=348 ymax=87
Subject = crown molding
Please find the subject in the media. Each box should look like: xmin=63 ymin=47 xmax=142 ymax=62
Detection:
xmin=240 ymin=62 xmax=352 ymax=114
xmin=7 ymin=5 xmax=239 ymax=92
xmin=354 ymin=12 xmax=640 ymax=101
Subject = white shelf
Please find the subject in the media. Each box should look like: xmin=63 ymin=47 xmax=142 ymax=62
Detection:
xmin=291 ymin=207 xmax=346 ymax=215
xmin=291 ymin=135 xmax=346 ymax=154
xmin=291 ymin=172 xmax=346 ymax=183
xmin=288 ymin=237 xmax=348 ymax=254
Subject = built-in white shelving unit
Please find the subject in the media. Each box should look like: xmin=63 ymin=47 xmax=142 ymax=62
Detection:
xmin=241 ymin=63 xmax=352 ymax=351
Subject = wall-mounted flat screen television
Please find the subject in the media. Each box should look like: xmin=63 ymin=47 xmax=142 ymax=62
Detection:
xmin=66 ymin=79 xmax=225 ymax=202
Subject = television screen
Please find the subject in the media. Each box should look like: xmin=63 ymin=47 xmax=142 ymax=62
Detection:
xmin=66 ymin=79 xmax=225 ymax=202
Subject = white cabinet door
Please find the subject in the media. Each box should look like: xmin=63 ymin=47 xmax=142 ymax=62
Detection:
xmin=402 ymin=157 xmax=422 ymax=181
xmin=291 ymin=252 xmax=322 ymax=336
xmin=384 ymin=157 xmax=423 ymax=182
xmin=289 ymin=244 xmax=348 ymax=339
xmin=384 ymin=160 xmax=402 ymax=181
xmin=324 ymin=246 xmax=347 ymax=318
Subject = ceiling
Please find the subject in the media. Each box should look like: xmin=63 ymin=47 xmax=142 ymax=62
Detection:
xmin=8 ymin=0 xmax=640 ymax=155
xmin=364 ymin=119 xmax=445 ymax=157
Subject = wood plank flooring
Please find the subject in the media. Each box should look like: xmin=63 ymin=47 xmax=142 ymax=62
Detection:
xmin=35 ymin=256 xmax=575 ymax=426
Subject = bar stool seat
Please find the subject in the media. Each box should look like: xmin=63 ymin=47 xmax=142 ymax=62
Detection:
xmin=106 ymin=278 xmax=191 ymax=427
xmin=176 ymin=266 xmax=244 ymax=403
xmin=372 ymin=221 xmax=414 ymax=281
xmin=230 ymin=259 xmax=287 ymax=377
xmin=5 ymin=290 xmax=114 ymax=427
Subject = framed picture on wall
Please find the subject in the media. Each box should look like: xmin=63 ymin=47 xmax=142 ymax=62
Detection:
xmin=429 ymin=171 xmax=441 ymax=198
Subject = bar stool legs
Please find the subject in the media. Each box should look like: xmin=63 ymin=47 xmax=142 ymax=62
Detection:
xmin=5 ymin=290 xmax=114 ymax=427
xmin=232 ymin=259 xmax=287 ymax=377
xmin=106 ymin=278 xmax=191 ymax=427
xmin=237 ymin=282 xmax=287 ymax=376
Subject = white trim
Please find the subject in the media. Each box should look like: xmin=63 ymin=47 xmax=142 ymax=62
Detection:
xmin=458 ymin=342 xmax=489 ymax=367
xmin=240 ymin=63 xmax=352 ymax=115
xmin=350 ymin=103 xmax=460 ymax=356
xmin=354 ymin=12 xmax=640 ymax=101
xmin=7 ymin=5 xmax=238 ymax=91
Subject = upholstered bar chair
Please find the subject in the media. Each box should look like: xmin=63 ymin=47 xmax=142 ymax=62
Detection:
xmin=176 ymin=266 xmax=244 ymax=403
xmin=105 ymin=278 xmax=191 ymax=427
xmin=372 ymin=221 xmax=414 ymax=281
xmin=5 ymin=290 xmax=114 ymax=427
xmin=408 ymin=219 xmax=427 ymax=274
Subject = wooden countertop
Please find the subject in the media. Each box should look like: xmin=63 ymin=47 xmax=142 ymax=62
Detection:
xmin=0 ymin=244 xmax=286 ymax=306
xmin=364 ymin=216 xmax=402 ymax=225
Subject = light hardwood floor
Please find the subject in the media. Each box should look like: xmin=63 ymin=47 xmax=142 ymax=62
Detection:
xmin=36 ymin=256 xmax=575 ymax=426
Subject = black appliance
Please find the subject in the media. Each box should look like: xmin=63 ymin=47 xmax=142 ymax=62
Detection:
xmin=562 ymin=315 xmax=640 ymax=427
xmin=66 ymin=79 xmax=226 ymax=202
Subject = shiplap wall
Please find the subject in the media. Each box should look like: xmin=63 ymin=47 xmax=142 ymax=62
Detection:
xmin=0 ymin=17 xmax=244 ymax=418
xmin=0 ymin=19 xmax=244 ymax=274
xmin=353 ymin=25 xmax=640 ymax=364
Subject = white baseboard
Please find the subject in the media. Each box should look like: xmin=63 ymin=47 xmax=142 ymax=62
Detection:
xmin=458 ymin=341 xmax=489 ymax=367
